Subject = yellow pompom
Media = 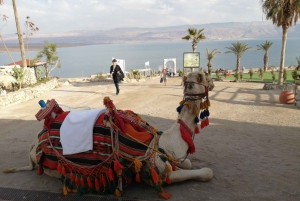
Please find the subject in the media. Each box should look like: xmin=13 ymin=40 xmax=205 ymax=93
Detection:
xmin=63 ymin=185 xmax=68 ymax=196
xmin=133 ymin=158 xmax=143 ymax=173
xmin=115 ymin=189 xmax=122 ymax=197
xmin=165 ymin=164 xmax=172 ymax=173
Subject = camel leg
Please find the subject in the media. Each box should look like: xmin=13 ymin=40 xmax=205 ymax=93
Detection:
xmin=176 ymin=159 xmax=192 ymax=169
xmin=168 ymin=168 xmax=213 ymax=183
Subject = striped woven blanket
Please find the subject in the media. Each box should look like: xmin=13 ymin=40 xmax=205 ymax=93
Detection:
xmin=36 ymin=111 xmax=155 ymax=172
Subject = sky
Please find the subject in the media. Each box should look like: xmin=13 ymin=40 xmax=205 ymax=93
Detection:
xmin=0 ymin=0 xmax=264 ymax=35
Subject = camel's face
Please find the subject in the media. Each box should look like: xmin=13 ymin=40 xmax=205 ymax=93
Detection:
xmin=183 ymin=72 xmax=207 ymax=95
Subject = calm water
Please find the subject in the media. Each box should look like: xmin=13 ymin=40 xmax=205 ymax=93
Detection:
xmin=1 ymin=38 xmax=300 ymax=78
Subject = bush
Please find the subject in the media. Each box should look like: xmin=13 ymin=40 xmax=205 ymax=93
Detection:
xmin=239 ymin=72 xmax=243 ymax=80
xmin=9 ymin=66 xmax=25 ymax=90
xmin=258 ymin=68 xmax=264 ymax=81
xmin=271 ymin=70 xmax=276 ymax=82
xmin=215 ymin=70 xmax=220 ymax=79
xmin=249 ymin=68 xmax=254 ymax=80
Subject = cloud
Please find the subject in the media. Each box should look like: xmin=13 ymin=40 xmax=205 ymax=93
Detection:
xmin=0 ymin=0 xmax=264 ymax=34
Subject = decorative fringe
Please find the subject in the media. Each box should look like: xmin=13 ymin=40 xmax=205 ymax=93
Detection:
xmin=87 ymin=176 xmax=93 ymax=189
xmin=80 ymin=176 xmax=85 ymax=187
xmin=200 ymin=111 xmax=205 ymax=119
xmin=165 ymin=164 xmax=172 ymax=173
xmin=133 ymin=158 xmax=143 ymax=173
xmin=171 ymin=163 xmax=177 ymax=171
xmin=200 ymin=102 xmax=204 ymax=110
xmin=194 ymin=116 xmax=199 ymax=123
xmin=195 ymin=125 xmax=200 ymax=134
xmin=135 ymin=173 xmax=141 ymax=183
xmin=37 ymin=165 xmax=44 ymax=175
xmin=62 ymin=166 xmax=67 ymax=177
xmin=156 ymin=131 xmax=163 ymax=135
xmin=108 ymin=168 xmax=114 ymax=181
xmin=185 ymin=102 xmax=192 ymax=109
xmin=101 ymin=175 xmax=107 ymax=187
xmin=206 ymin=99 xmax=210 ymax=107
xmin=57 ymin=163 xmax=62 ymax=174
xmin=159 ymin=155 xmax=167 ymax=162
xmin=166 ymin=175 xmax=171 ymax=184
xmin=95 ymin=178 xmax=100 ymax=191
xmin=203 ymin=101 xmax=207 ymax=109
xmin=70 ymin=173 xmax=75 ymax=182
xmin=193 ymin=106 xmax=198 ymax=116
xmin=75 ymin=175 xmax=80 ymax=187
xmin=114 ymin=160 xmax=124 ymax=171
xmin=167 ymin=155 xmax=173 ymax=162
xmin=151 ymin=168 xmax=160 ymax=184
xmin=176 ymin=105 xmax=183 ymax=113
xmin=63 ymin=184 xmax=68 ymax=196
xmin=179 ymin=120 xmax=196 ymax=154
xmin=179 ymin=100 xmax=184 ymax=105
xmin=115 ymin=189 xmax=122 ymax=197
xmin=201 ymin=121 xmax=205 ymax=129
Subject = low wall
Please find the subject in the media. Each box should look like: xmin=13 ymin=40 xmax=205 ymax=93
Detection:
xmin=0 ymin=78 xmax=58 ymax=109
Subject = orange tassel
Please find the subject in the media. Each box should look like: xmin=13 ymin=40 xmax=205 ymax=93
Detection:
xmin=61 ymin=166 xmax=67 ymax=177
xmin=80 ymin=176 xmax=85 ymax=187
xmin=57 ymin=163 xmax=62 ymax=174
xmin=158 ymin=192 xmax=172 ymax=200
xmin=101 ymin=175 xmax=107 ymax=187
xmin=195 ymin=125 xmax=200 ymax=134
xmin=165 ymin=164 xmax=171 ymax=173
xmin=171 ymin=163 xmax=177 ymax=171
xmin=135 ymin=173 xmax=141 ymax=183
xmin=95 ymin=178 xmax=100 ymax=191
xmin=37 ymin=165 xmax=44 ymax=175
xmin=114 ymin=160 xmax=124 ymax=171
xmin=70 ymin=173 xmax=75 ymax=182
xmin=108 ymin=168 xmax=114 ymax=181
xmin=75 ymin=175 xmax=80 ymax=187
xmin=166 ymin=175 xmax=171 ymax=184
xmin=87 ymin=176 xmax=93 ymax=189
xmin=151 ymin=168 xmax=159 ymax=183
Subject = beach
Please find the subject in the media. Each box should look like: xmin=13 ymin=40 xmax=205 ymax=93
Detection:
xmin=0 ymin=77 xmax=300 ymax=200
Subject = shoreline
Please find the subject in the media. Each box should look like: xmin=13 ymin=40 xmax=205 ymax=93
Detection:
xmin=0 ymin=44 xmax=88 ymax=53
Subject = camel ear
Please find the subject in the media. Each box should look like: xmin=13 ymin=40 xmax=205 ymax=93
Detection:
xmin=197 ymin=73 xmax=204 ymax=83
xmin=182 ymin=75 xmax=187 ymax=83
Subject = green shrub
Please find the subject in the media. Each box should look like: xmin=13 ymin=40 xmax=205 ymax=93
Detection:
xmin=249 ymin=68 xmax=254 ymax=80
xmin=258 ymin=68 xmax=264 ymax=81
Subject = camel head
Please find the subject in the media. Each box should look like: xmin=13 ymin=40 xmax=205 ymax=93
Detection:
xmin=182 ymin=71 xmax=208 ymax=96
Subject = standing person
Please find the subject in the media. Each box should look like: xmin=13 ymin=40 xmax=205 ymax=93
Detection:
xmin=110 ymin=59 xmax=124 ymax=95
xmin=161 ymin=68 xmax=168 ymax=86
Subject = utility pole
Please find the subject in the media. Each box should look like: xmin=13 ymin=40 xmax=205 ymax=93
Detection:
xmin=12 ymin=0 xmax=27 ymax=68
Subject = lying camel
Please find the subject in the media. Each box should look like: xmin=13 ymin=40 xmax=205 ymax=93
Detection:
xmin=3 ymin=71 xmax=214 ymax=199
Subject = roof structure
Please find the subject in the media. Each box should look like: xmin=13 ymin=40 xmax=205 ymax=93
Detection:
xmin=6 ymin=59 xmax=46 ymax=67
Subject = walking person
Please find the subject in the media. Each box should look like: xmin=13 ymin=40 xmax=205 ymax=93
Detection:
xmin=110 ymin=59 xmax=124 ymax=95
xmin=161 ymin=68 xmax=168 ymax=86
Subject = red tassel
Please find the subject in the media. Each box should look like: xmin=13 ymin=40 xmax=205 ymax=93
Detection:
xmin=57 ymin=163 xmax=62 ymax=174
xmin=114 ymin=160 xmax=124 ymax=171
xmin=61 ymin=166 xmax=67 ymax=177
xmin=171 ymin=163 xmax=177 ymax=171
xmin=70 ymin=173 xmax=75 ymax=182
xmin=207 ymin=118 xmax=209 ymax=126
xmin=195 ymin=125 xmax=200 ymax=134
xmin=135 ymin=173 xmax=141 ymax=183
xmin=37 ymin=165 xmax=44 ymax=175
xmin=201 ymin=121 xmax=204 ymax=128
xmin=108 ymin=168 xmax=114 ymax=181
xmin=75 ymin=175 xmax=80 ymax=186
xmin=87 ymin=176 xmax=93 ymax=189
xmin=80 ymin=176 xmax=85 ymax=187
xmin=166 ymin=175 xmax=171 ymax=184
xmin=179 ymin=123 xmax=196 ymax=154
xmin=151 ymin=168 xmax=160 ymax=183
xmin=101 ymin=175 xmax=107 ymax=187
xmin=95 ymin=178 xmax=100 ymax=191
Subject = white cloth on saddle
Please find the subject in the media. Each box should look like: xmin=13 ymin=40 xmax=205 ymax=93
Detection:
xmin=60 ymin=108 xmax=106 ymax=155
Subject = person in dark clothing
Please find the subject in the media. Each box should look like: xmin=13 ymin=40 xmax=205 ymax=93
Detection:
xmin=110 ymin=59 xmax=124 ymax=95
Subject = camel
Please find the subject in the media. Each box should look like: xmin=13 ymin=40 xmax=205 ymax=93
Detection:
xmin=3 ymin=71 xmax=214 ymax=199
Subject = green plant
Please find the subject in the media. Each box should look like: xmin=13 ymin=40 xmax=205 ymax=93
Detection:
xmin=283 ymin=68 xmax=287 ymax=82
xmin=233 ymin=72 xmax=239 ymax=81
xmin=291 ymin=69 xmax=299 ymax=82
xmin=177 ymin=69 xmax=184 ymax=77
xmin=215 ymin=70 xmax=220 ymax=79
xmin=256 ymin=40 xmax=273 ymax=72
xmin=208 ymin=68 xmax=212 ymax=76
xmin=37 ymin=68 xmax=43 ymax=80
xmin=223 ymin=70 xmax=227 ymax=79
xmin=9 ymin=66 xmax=25 ymax=90
xmin=258 ymin=68 xmax=264 ymax=81
xmin=182 ymin=28 xmax=206 ymax=52
xmin=249 ymin=68 xmax=254 ymax=80
xmin=239 ymin=72 xmax=243 ymax=80
xmin=271 ymin=70 xmax=276 ymax=82
xmin=206 ymin=48 xmax=221 ymax=70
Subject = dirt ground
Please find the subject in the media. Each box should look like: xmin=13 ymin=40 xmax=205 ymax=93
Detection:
xmin=0 ymin=77 xmax=299 ymax=201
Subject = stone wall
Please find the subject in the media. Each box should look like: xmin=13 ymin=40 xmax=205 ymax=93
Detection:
xmin=0 ymin=78 xmax=58 ymax=108
xmin=23 ymin=68 xmax=37 ymax=85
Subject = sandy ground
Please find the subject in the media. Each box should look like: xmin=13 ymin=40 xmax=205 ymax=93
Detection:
xmin=0 ymin=77 xmax=300 ymax=201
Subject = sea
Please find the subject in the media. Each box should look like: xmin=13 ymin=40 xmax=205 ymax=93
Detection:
xmin=1 ymin=38 xmax=300 ymax=78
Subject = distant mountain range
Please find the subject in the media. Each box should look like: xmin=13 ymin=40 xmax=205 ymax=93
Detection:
xmin=3 ymin=21 xmax=300 ymax=45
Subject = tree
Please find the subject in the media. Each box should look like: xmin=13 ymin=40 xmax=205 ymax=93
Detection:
xmin=262 ymin=0 xmax=300 ymax=85
xmin=256 ymin=40 xmax=273 ymax=72
xmin=225 ymin=41 xmax=251 ymax=80
xmin=182 ymin=28 xmax=206 ymax=52
xmin=206 ymin=48 xmax=221 ymax=71
xmin=23 ymin=16 xmax=39 ymax=59
xmin=36 ymin=41 xmax=61 ymax=79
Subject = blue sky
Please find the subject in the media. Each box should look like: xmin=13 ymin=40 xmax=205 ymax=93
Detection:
xmin=0 ymin=0 xmax=265 ymax=34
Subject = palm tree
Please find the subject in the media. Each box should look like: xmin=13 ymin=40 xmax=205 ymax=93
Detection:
xmin=261 ymin=0 xmax=300 ymax=85
xmin=206 ymin=48 xmax=221 ymax=71
xmin=182 ymin=28 xmax=206 ymax=52
xmin=225 ymin=42 xmax=251 ymax=80
xmin=256 ymin=40 xmax=273 ymax=72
